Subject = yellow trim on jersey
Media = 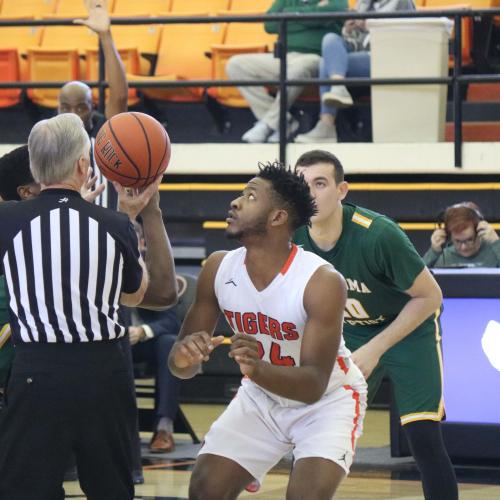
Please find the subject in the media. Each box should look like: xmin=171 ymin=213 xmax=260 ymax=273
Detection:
xmin=351 ymin=212 xmax=373 ymax=229
xmin=400 ymin=309 xmax=445 ymax=426
xmin=203 ymin=221 xmax=228 ymax=229
xmin=0 ymin=323 xmax=11 ymax=349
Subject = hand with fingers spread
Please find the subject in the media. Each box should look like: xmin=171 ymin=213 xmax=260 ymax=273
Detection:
xmin=171 ymin=332 xmax=225 ymax=369
xmin=228 ymin=333 xmax=262 ymax=378
xmin=74 ymin=0 xmax=110 ymax=34
xmin=114 ymin=176 xmax=162 ymax=221
xmin=81 ymin=167 xmax=106 ymax=203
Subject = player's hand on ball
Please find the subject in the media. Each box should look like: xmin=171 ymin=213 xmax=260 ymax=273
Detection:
xmin=229 ymin=333 xmax=261 ymax=377
xmin=172 ymin=332 xmax=225 ymax=369
xmin=74 ymin=0 xmax=110 ymax=34
xmin=81 ymin=167 xmax=106 ymax=203
xmin=114 ymin=175 xmax=162 ymax=221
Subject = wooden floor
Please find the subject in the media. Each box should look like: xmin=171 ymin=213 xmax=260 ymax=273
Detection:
xmin=64 ymin=405 xmax=500 ymax=499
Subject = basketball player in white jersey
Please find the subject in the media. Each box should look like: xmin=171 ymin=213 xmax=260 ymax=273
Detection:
xmin=168 ymin=163 xmax=367 ymax=500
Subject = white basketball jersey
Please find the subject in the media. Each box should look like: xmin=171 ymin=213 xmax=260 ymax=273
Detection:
xmin=215 ymin=244 xmax=362 ymax=407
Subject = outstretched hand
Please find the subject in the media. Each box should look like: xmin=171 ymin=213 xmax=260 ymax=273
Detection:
xmin=74 ymin=0 xmax=110 ymax=34
xmin=229 ymin=333 xmax=262 ymax=377
xmin=81 ymin=167 xmax=106 ymax=203
xmin=114 ymin=176 xmax=162 ymax=221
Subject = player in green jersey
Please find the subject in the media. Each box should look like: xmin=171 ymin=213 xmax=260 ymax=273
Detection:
xmin=293 ymin=150 xmax=457 ymax=500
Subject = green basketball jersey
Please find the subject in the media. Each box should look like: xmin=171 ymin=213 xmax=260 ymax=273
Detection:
xmin=294 ymin=203 xmax=434 ymax=339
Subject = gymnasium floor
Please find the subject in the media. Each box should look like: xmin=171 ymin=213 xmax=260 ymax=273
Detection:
xmin=64 ymin=405 xmax=500 ymax=499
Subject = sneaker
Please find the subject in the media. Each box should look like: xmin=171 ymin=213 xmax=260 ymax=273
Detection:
xmin=322 ymin=85 xmax=353 ymax=108
xmin=295 ymin=120 xmax=337 ymax=143
xmin=242 ymin=121 xmax=272 ymax=143
xmin=267 ymin=118 xmax=300 ymax=143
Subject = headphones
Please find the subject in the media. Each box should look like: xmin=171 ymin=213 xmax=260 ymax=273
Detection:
xmin=436 ymin=202 xmax=484 ymax=245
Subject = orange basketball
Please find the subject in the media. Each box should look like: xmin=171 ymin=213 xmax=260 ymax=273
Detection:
xmin=94 ymin=112 xmax=171 ymax=188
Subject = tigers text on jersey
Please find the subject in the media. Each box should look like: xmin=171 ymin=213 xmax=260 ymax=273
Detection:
xmin=214 ymin=244 xmax=362 ymax=407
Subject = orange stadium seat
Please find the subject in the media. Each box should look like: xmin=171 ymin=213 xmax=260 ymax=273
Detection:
xmin=0 ymin=0 xmax=57 ymax=18
xmin=0 ymin=48 xmax=22 ymax=107
xmin=419 ymin=3 xmax=473 ymax=67
xmin=85 ymin=46 xmax=141 ymax=106
xmin=210 ymin=12 xmax=277 ymax=107
xmin=55 ymin=0 xmax=96 ymax=16
xmin=112 ymin=0 xmax=170 ymax=16
xmin=27 ymin=47 xmax=79 ymax=107
xmin=170 ymin=0 xmax=230 ymax=14
xmin=0 ymin=22 xmax=43 ymax=80
xmin=127 ymin=19 xmax=225 ymax=102
xmin=111 ymin=24 xmax=161 ymax=75
xmin=229 ymin=0 xmax=272 ymax=11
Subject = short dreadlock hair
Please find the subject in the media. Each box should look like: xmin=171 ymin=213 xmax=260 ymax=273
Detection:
xmin=0 ymin=145 xmax=34 ymax=201
xmin=257 ymin=161 xmax=317 ymax=231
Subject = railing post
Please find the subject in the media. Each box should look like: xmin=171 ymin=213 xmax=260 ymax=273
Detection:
xmin=98 ymin=39 xmax=106 ymax=115
xmin=453 ymin=13 xmax=463 ymax=168
xmin=277 ymin=19 xmax=288 ymax=165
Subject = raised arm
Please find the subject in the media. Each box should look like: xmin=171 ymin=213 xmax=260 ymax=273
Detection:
xmin=229 ymin=265 xmax=347 ymax=404
xmin=75 ymin=0 xmax=128 ymax=118
xmin=168 ymin=252 xmax=227 ymax=379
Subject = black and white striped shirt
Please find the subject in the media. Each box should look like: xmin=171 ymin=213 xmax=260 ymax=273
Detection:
xmin=0 ymin=189 xmax=143 ymax=344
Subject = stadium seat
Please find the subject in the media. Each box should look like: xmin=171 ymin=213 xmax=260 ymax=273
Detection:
xmin=229 ymin=0 xmax=272 ymax=12
xmin=54 ymin=0 xmax=94 ymax=16
xmin=27 ymin=47 xmax=79 ymax=107
xmin=85 ymin=46 xmax=141 ymax=106
xmin=170 ymin=0 xmax=230 ymax=14
xmin=0 ymin=48 xmax=22 ymax=107
xmin=0 ymin=23 xmax=43 ymax=80
xmin=112 ymin=0 xmax=170 ymax=16
xmin=127 ymin=20 xmax=225 ymax=102
xmin=210 ymin=12 xmax=277 ymax=107
xmin=419 ymin=3 xmax=473 ymax=67
xmin=111 ymin=24 xmax=162 ymax=75
xmin=0 ymin=0 xmax=57 ymax=18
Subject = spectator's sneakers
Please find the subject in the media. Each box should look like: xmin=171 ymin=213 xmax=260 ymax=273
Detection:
xmin=245 ymin=479 xmax=261 ymax=493
xmin=322 ymin=85 xmax=353 ymax=108
xmin=149 ymin=430 xmax=175 ymax=453
xmin=267 ymin=118 xmax=300 ymax=143
xmin=242 ymin=121 xmax=273 ymax=143
xmin=295 ymin=120 xmax=338 ymax=143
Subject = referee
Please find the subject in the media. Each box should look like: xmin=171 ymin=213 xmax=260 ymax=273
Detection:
xmin=0 ymin=114 xmax=166 ymax=500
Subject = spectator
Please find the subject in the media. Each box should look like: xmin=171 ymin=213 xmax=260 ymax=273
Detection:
xmin=424 ymin=202 xmax=500 ymax=268
xmin=295 ymin=0 xmax=415 ymax=143
xmin=226 ymin=0 xmax=347 ymax=144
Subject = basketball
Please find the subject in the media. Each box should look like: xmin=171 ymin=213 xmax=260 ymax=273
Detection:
xmin=94 ymin=112 xmax=171 ymax=188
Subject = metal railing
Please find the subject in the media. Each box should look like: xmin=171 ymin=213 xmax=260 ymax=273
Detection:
xmin=1 ymin=9 xmax=500 ymax=167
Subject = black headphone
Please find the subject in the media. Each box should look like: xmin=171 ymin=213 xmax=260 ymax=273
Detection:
xmin=437 ymin=202 xmax=484 ymax=237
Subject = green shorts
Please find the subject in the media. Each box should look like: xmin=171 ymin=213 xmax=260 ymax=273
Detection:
xmin=345 ymin=316 xmax=444 ymax=426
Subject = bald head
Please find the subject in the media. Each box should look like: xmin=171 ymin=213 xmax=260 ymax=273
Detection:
xmin=58 ymin=81 xmax=93 ymax=131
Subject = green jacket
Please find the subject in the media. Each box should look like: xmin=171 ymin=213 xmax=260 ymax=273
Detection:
xmin=265 ymin=0 xmax=347 ymax=55
xmin=423 ymin=239 xmax=500 ymax=268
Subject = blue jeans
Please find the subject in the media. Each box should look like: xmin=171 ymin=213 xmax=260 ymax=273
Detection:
xmin=320 ymin=33 xmax=371 ymax=116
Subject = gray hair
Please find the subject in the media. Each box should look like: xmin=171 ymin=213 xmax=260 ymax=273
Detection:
xmin=28 ymin=113 xmax=90 ymax=185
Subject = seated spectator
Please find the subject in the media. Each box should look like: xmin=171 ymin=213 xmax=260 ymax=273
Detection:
xmin=295 ymin=0 xmax=415 ymax=143
xmin=226 ymin=0 xmax=347 ymax=144
xmin=423 ymin=202 xmax=500 ymax=268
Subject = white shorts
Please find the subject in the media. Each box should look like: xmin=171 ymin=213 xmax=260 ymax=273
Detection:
xmin=198 ymin=379 xmax=367 ymax=484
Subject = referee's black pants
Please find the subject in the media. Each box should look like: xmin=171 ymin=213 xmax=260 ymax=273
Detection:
xmin=0 ymin=341 xmax=135 ymax=500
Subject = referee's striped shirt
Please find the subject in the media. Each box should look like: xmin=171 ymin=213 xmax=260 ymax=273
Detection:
xmin=0 ymin=188 xmax=143 ymax=344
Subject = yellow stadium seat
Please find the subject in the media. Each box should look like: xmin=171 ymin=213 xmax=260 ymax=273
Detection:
xmin=0 ymin=48 xmax=22 ymax=107
xmin=0 ymin=22 xmax=43 ymax=80
xmin=27 ymin=47 xmax=80 ymax=107
xmin=55 ymin=0 xmax=94 ymax=16
xmin=111 ymin=24 xmax=161 ymax=75
xmin=229 ymin=0 xmax=272 ymax=11
xmin=112 ymin=0 xmax=170 ymax=15
xmin=170 ymin=0 xmax=230 ymax=14
xmin=0 ymin=0 xmax=57 ymax=18
xmin=127 ymin=19 xmax=225 ymax=102
xmin=85 ymin=46 xmax=141 ymax=106
xmin=41 ymin=22 xmax=99 ymax=53
xmin=210 ymin=11 xmax=277 ymax=107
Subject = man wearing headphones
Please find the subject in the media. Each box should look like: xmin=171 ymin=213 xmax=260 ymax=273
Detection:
xmin=424 ymin=202 xmax=500 ymax=268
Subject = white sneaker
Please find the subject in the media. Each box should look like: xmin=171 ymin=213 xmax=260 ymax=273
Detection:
xmin=267 ymin=118 xmax=299 ymax=143
xmin=322 ymin=85 xmax=353 ymax=108
xmin=242 ymin=121 xmax=272 ymax=143
xmin=295 ymin=120 xmax=337 ymax=143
